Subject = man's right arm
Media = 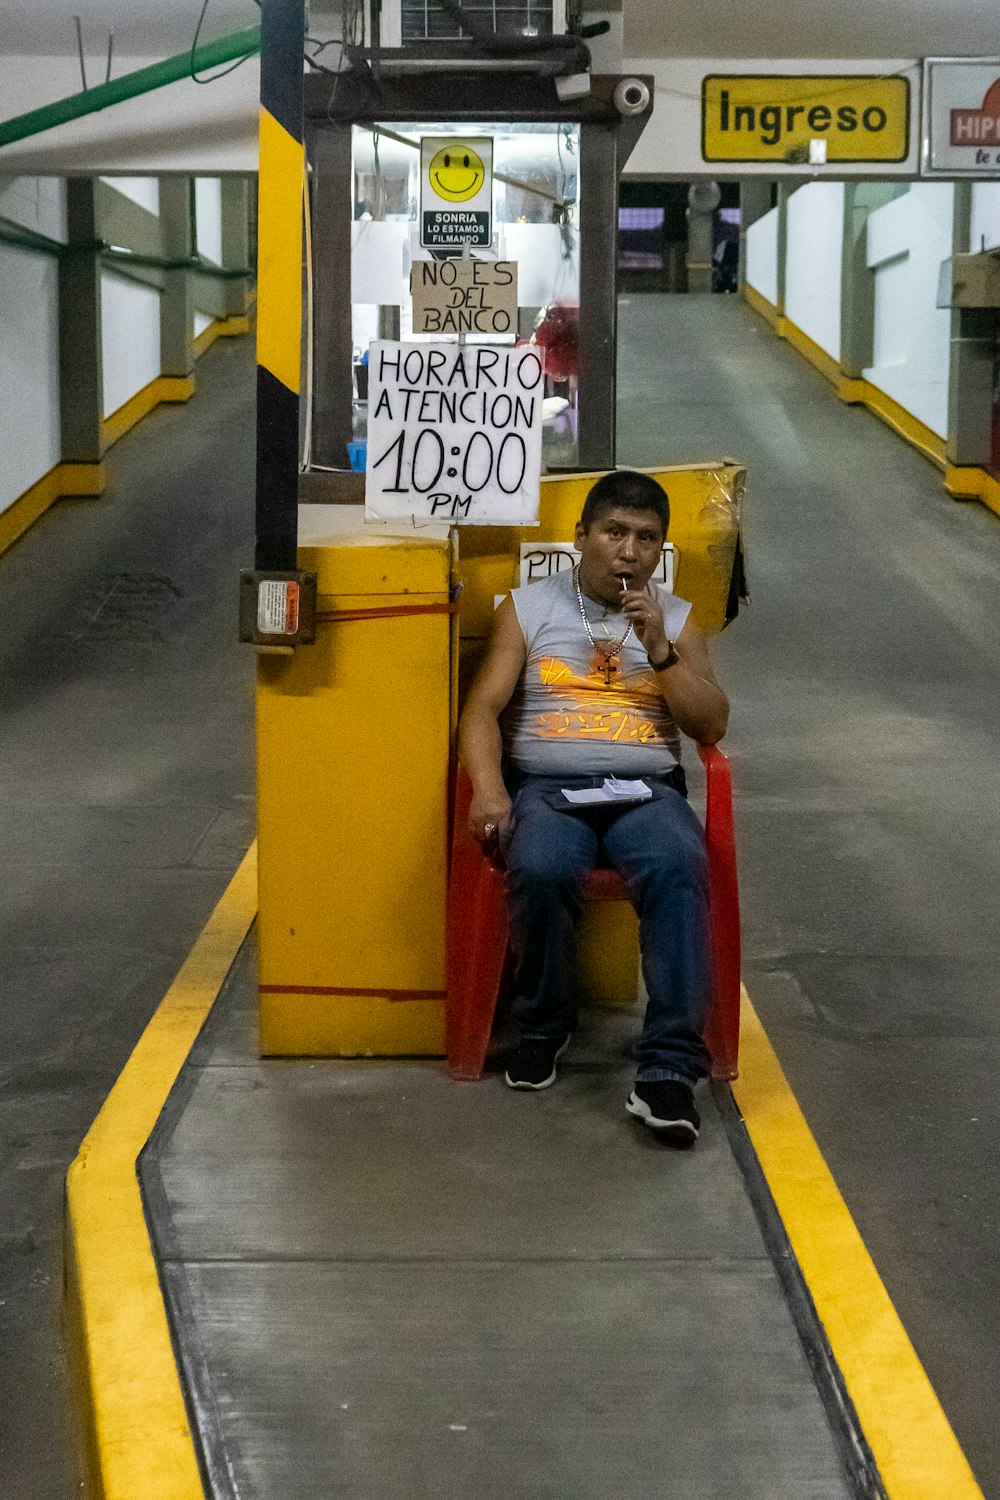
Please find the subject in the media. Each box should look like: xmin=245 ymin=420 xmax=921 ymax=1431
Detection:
xmin=458 ymin=595 xmax=527 ymax=849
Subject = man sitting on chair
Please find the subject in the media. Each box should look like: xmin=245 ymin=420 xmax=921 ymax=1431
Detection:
xmin=458 ymin=469 xmax=729 ymax=1145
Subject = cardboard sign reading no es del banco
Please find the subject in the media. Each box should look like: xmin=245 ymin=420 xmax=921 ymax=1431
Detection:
xmin=410 ymin=259 xmax=517 ymax=336
xmin=365 ymin=340 xmax=543 ymax=526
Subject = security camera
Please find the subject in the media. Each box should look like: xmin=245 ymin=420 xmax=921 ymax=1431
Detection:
xmin=613 ymin=77 xmax=650 ymax=116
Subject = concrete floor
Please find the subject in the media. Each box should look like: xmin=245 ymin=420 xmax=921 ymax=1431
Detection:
xmin=618 ymin=293 xmax=1000 ymax=1495
xmin=0 ymin=337 xmax=256 ymax=1499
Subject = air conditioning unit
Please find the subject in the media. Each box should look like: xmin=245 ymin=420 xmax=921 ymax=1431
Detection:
xmin=379 ymin=0 xmax=569 ymax=47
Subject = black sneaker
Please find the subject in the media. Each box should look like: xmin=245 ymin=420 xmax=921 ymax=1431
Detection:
xmin=505 ymin=1034 xmax=571 ymax=1090
xmin=626 ymin=1080 xmax=700 ymax=1145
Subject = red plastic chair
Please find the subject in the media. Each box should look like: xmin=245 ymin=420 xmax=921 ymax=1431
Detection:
xmin=446 ymin=745 xmax=741 ymax=1082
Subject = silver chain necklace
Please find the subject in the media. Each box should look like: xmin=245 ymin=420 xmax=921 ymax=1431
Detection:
xmin=573 ymin=566 xmax=633 ymax=685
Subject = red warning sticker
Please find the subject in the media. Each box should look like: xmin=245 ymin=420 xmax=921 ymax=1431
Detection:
xmin=257 ymin=579 xmax=300 ymax=635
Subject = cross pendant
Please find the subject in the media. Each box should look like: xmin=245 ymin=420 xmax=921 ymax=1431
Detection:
xmin=602 ymin=654 xmax=620 ymax=686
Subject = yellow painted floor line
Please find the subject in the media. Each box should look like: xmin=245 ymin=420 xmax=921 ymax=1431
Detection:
xmin=65 ymin=844 xmax=258 ymax=1500
xmin=733 ymin=987 xmax=985 ymax=1500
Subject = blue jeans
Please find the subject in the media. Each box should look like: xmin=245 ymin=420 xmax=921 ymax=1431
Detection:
xmin=504 ymin=772 xmax=712 ymax=1084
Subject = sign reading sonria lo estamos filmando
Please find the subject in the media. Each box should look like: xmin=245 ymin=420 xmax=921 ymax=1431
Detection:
xmin=364 ymin=341 xmax=543 ymax=525
xmin=701 ymin=75 xmax=910 ymax=162
xmin=420 ymin=135 xmax=493 ymax=249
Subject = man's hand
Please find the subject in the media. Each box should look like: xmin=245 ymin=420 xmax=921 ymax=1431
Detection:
xmin=469 ymin=788 xmax=513 ymax=857
xmin=459 ymin=596 xmax=527 ymax=859
xmin=621 ymin=584 xmax=670 ymax=658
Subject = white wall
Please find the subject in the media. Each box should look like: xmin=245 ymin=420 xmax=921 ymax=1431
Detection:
xmin=784 ymin=182 xmax=844 ymax=362
xmin=0 ymin=178 xmax=65 ymax=512
xmin=864 ymin=184 xmax=954 ymax=439
xmin=101 ymin=176 xmax=160 ymax=214
xmin=0 ymin=174 xmax=67 ymax=241
xmin=101 ymin=270 xmax=161 ymax=417
xmin=745 ymin=205 xmax=780 ymax=306
xmin=0 ymin=243 xmax=62 ymax=513
xmin=970 ymin=183 xmax=1000 ymax=253
xmin=194 ymin=177 xmax=223 ymax=265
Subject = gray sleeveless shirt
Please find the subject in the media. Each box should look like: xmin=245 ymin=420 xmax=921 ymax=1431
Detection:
xmin=505 ymin=569 xmax=692 ymax=778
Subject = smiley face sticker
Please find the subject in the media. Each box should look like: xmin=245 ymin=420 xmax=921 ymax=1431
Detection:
xmin=428 ymin=145 xmax=486 ymax=202
xmin=421 ymin=135 xmax=493 ymax=248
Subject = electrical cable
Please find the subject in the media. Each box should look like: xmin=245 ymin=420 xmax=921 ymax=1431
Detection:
xmin=372 ymin=128 xmax=388 ymax=219
xmin=301 ymin=164 xmax=314 ymax=472
xmin=322 ymin=0 xmax=370 ymax=111
xmin=189 ymin=0 xmax=258 ymax=84
xmin=433 ymin=0 xmax=590 ymax=72
xmin=554 ymin=121 xmax=576 ymax=260
xmin=310 ymin=0 xmax=365 ymax=116
xmin=73 ymin=15 xmax=88 ymax=90
xmin=306 ymin=37 xmax=346 ymax=66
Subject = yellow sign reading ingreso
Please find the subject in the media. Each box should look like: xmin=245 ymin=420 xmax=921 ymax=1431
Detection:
xmin=702 ymin=75 xmax=910 ymax=163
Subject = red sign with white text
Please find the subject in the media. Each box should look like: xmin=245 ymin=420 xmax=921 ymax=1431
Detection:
xmin=925 ymin=60 xmax=1000 ymax=175
xmin=950 ymin=77 xmax=1000 ymax=145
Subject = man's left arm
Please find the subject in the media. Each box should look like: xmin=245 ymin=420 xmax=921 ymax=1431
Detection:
xmin=621 ymin=590 xmax=729 ymax=745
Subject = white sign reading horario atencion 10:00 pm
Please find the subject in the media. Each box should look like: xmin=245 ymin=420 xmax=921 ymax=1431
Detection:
xmin=364 ymin=342 xmax=544 ymax=525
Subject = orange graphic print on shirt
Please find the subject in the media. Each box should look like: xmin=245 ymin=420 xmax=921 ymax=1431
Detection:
xmin=534 ymin=656 xmax=670 ymax=747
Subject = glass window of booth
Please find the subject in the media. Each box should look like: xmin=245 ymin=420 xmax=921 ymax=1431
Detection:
xmin=348 ymin=121 xmax=581 ymax=470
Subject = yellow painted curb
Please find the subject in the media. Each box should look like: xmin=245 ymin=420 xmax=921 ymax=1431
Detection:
xmin=194 ymin=314 xmax=252 ymax=360
xmin=0 ymin=461 xmax=105 ymax=558
xmin=65 ymin=844 xmax=258 ymax=1500
xmin=733 ymin=988 xmax=985 ymax=1500
xmin=743 ymin=280 xmax=781 ymax=327
xmin=837 ymin=376 xmax=868 ymax=404
xmin=945 ymin=465 xmax=1000 ymax=518
xmin=102 ymin=375 xmax=196 ymax=450
xmin=778 ymin=315 xmax=843 ymax=388
xmin=847 ymin=380 xmax=947 ymax=469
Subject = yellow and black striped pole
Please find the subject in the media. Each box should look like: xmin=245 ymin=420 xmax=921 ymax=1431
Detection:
xmin=255 ymin=0 xmax=305 ymax=570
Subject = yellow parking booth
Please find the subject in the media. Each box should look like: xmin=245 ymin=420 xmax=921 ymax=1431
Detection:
xmin=256 ymin=511 xmax=454 ymax=1056
xmin=254 ymin=464 xmax=743 ymax=1058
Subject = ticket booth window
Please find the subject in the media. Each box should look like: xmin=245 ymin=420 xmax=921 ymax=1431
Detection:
xmin=347 ymin=121 xmax=582 ymax=470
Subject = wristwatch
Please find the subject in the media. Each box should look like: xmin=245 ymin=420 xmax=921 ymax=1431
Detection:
xmin=648 ymin=642 xmax=680 ymax=672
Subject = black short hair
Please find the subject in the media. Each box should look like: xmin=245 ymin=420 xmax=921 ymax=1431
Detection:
xmin=580 ymin=470 xmax=670 ymax=537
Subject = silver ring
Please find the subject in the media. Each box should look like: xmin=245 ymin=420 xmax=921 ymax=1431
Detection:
xmin=484 ymin=823 xmax=498 ymax=837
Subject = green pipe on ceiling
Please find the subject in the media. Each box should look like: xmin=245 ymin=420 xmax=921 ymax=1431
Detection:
xmin=0 ymin=25 xmax=262 ymax=150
